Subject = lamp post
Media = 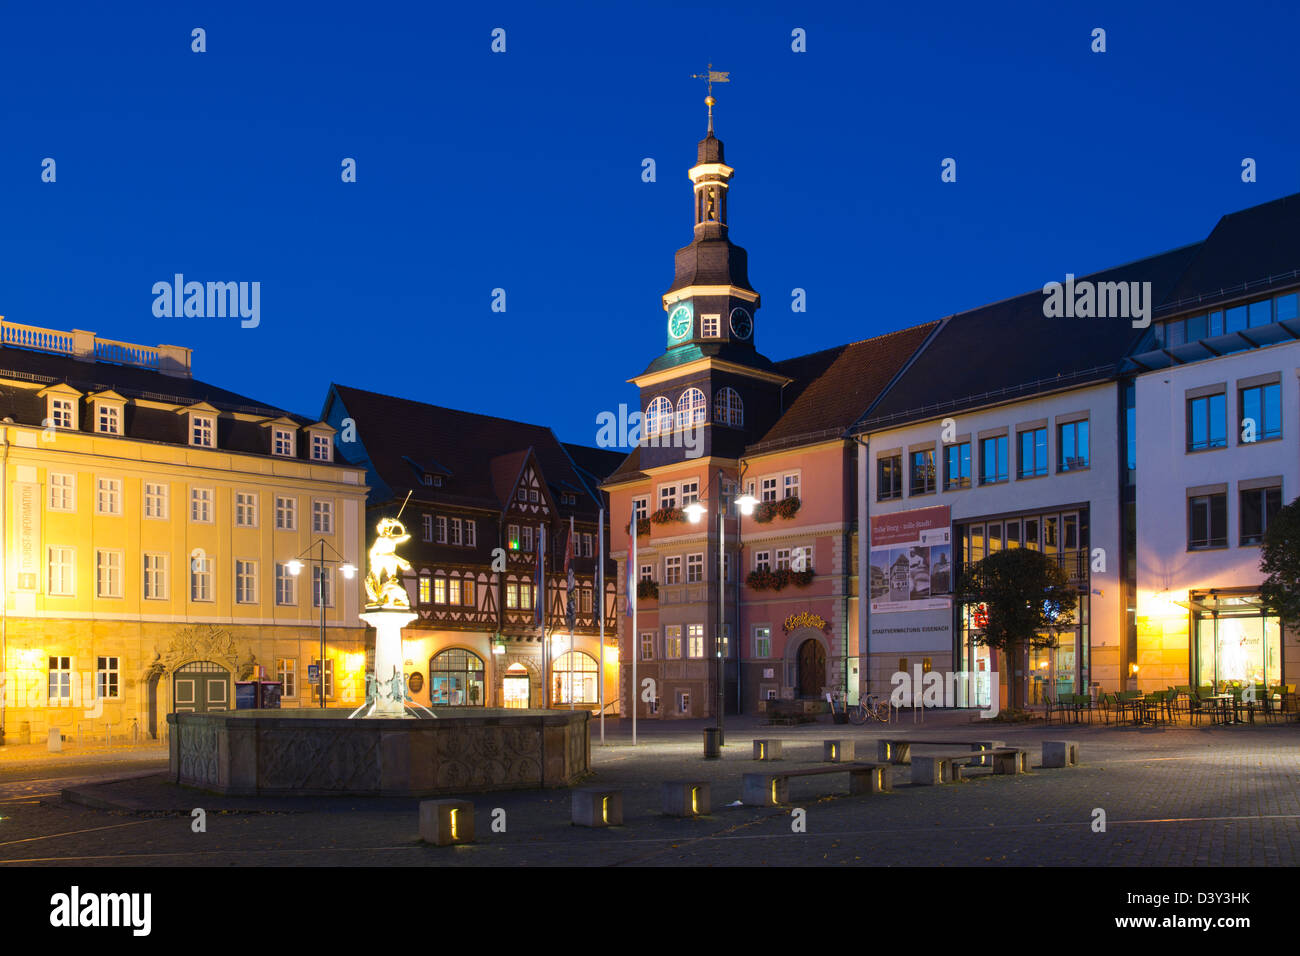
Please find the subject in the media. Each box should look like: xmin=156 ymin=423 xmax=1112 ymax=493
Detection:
xmin=686 ymin=472 xmax=756 ymax=745
xmin=287 ymin=539 xmax=356 ymax=708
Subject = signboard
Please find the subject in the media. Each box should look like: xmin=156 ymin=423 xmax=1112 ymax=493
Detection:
xmin=12 ymin=481 xmax=40 ymax=591
xmin=869 ymin=505 xmax=952 ymax=614
xmin=307 ymin=664 xmax=321 ymax=685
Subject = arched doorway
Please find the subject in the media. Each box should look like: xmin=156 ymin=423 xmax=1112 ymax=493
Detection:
xmin=172 ymin=661 xmax=231 ymax=713
xmin=428 ymin=649 xmax=486 ymax=706
xmin=503 ymin=663 xmax=530 ymax=709
xmin=796 ymin=639 xmax=826 ymax=699
xmin=552 ymin=651 xmax=599 ymax=706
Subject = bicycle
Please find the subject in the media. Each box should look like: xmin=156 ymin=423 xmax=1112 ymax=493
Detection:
xmin=848 ymin=693 xmax=893 ymax=724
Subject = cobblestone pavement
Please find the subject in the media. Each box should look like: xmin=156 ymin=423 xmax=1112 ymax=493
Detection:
xmin=0 ymin=712 xmax=1297 ymax=866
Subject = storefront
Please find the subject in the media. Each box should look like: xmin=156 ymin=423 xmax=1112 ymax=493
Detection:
xmin=1186 ymin=589 xmax=1282 ymax=690
xmin=428 ymin=648 xmax=487 ymax=706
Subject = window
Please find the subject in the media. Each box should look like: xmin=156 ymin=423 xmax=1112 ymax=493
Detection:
xmin=310 ymin=658 xmax=335 ymax=701
xmin=681 ymin=479 xmax=700 ymax=506
xmin=980 ymin=436 xmax=1009 ymax=484
xmin=191 ymin=414 xmax=215 ymax=448
xmin=144 ymin=482 xmax=168 ymax=518
xmin=519 ymin=581 xmax=533 ymax=610
xmin=754 ymin=626 xmax=771 ymax=658
xmin=506 ymin=581 xmax=519 ymax=609
xmin=462 ymin=578 xmax=475 ymax=606
xmin=664 ymin=555 xmax=682 ymax=585
xmin=1187 ymin=394 xmax=1227 ymax=451
xmin=640 ymin=563 xmax=653 ymax=581
xmin=645 ymin=397 xmax=674 ymax=436
xmin=687 ymin=553 xmax=704 ymax=583
xmin=311 ymin=432 xmax=332 ymax=462
xmin=1188 ymin=493 xmax=1227 ymax=550
xmin=775 ymin=548 xmax=792 ymax=571
xmin=943 ymin=442 xmax=971 ymax=490
xmin=438 ymin=516 xmax=448 ymax=543
xmin=96 ymin=478 xmax=122 ymax=515
xmin=633 ymin=498 xmax=648 ymax=522
xmin=275 ymin=496 xmax=297 ymax=530
xmin=792 ymin=545 xmax=813 ymax=572
xmin=678 ymin=692 xmax=690 ymax=714
xmin=434 ymin=575 xmax=447 ymax=604
xmin=640 ymin=631 xmax=654 ymax=660
xmin=423 ymin=514 xmax=434 ymax=542
xmin=1017 ymin=428 xmax=1048 ymax=479
xmin=235 ymin=560 xmax=257 ymax=603
xmin=687 ymin=623 xmax=705 ymax=658
xmin=143 ymin=553 xmax=168 ymax=600
xmin=49 ymin=397 xmax=74 ymax=430
xmin=521 ymin=525 xmax=534 ymax=553
xmin=234 ymin=491 xmax=258 ymax=527
xmin=276 ymin=563 xmax=297 ymax=605
xmin=48 ymin=473 xmax=75 ymax=511
xmin=529 ymin=489 xmax=539 ymax=503
xmin=1239 ymin=382 xmax=1281 ymax=442
xmin=430 ymin=649 xmax=486 ymax=706
xmin=664 ymin=625 xmax=682 ymax=658
xmin=273 ymin=428 xmax=294 ymax=457
xmin=714 ymin=387 xmax=743 ymax=426
xmin=465 ymin=521 xmax=476 ymax=547
xmin=448 ymin=577 xmax=461 ymax=605
xmin=48 ymin=657 xmax=72 ymax=702
xmin=191 ymin=488 xmax=213 ymax=523
xmin=48 ymin=547 xmax=74 ymax=596
xmin=675 ymin=388 xmax=707 ymax=429
xmin=877 ymin=454 xmax=903 ymax=500
xmin=1058 ymin=420 xmax=1090 ymax=472
xmin=580 ymin=586 xmax=592 ymax=613
xmin=910 ymin=449 xmax=936 ymax=495
xmin=277 ymin=658 xmax=297 ymax=698
xmin=312 ymin=499 xmax=333 ymax=534
xmin=582 ymin=532 xmax=592 ymax=557
xmin=450 ymin=517 xmax=463 ymax=546
xmin=754 ymin=550 xmax=771 ymax=572
xmin=191 ymin=554 xmax=213 ymax=601
xmin=95 ymin=550 xmax=123 ymax=598
xmin=313 ymin=567 xmax=333 ymax=607
xmin=702 ymin=314 xmax=720 ymax=337
xmin=96 ymin=657 xmax=120 ymax=700
xmin=659 ymin=484 xmax=678 ymax=510
xmin=1240 ymin=485 xmax=1282 ymax=546
xmin=96 ymin=403 xmax=122 ymax=435
xmin=518 ymin=486 xmax=528 ymax=502
xmin=784 ymin=473 xmax=801 ymax=499
xmin=760 ymin=476 xmax=778 ymax=502
xmin=418 ymin=571 xmax=432 ymax=605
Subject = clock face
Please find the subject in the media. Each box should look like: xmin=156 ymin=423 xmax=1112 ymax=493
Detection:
xmin=668 ymin=304 xmax=693 ymax=340
xmin=730 ymin=307 xmax=753 ymax=340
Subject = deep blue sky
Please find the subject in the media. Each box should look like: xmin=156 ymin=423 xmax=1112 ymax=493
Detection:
xmin=3 ymin=1 xmax=1297 ymax=449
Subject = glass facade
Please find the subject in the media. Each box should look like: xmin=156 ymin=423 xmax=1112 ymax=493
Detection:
xmin=1189 ymin=592 xmax=1282 ymax=692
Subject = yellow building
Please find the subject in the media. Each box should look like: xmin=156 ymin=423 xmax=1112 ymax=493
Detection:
xmin=0 ymin=321 xmax=369 ymax=744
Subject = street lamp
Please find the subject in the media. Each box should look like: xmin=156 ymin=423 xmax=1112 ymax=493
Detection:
xmin=288 ymin=540 xmax=357 ymax=708
xmin=688 ymin=473 xmax=756 ymax=745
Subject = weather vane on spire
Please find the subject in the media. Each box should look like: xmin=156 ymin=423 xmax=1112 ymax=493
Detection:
xmin=690 ymin=63 xmax=730 ymax=133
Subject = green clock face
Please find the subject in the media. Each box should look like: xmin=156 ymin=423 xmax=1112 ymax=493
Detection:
xmin=668 ymin=304 xmax=693 ymax=340
xmin=730 ymin=307 xmax=753 ymax=340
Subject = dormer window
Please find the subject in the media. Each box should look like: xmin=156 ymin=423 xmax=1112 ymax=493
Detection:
xmin=310 ymin=431 xmax=332 ymax=462
xmin=191 ymin=414 xmax=215 ymax=448
xmin=50 ymin=397 xmax=75 ymax=429
xmin=273 ymin=427 xmax=295 ymax=457
xmin=96 ymin=404 xmax=122 ymax=435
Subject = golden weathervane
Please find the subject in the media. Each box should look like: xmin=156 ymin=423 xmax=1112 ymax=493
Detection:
xmin=690 ymin=63 xmax=730 ymax=132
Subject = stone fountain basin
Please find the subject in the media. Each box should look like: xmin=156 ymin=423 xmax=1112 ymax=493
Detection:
xmin=167 ymin=708 xmax=589 ymax=797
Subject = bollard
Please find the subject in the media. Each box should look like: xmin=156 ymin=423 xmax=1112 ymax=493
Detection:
xmin=419 ymin=799 xmax=475 ymax=846
xmin=702 ymin=727 xmax=720 ymax=759
xmin=752 ymin=739 xmax=783 ymax=761
xmin=823 ymin=739 xmax=855 ymax=762
xmin=662 ymin=781 xmax=710 ymax=817
xmin=572 ymin=789 xmax=623 ymax=827
xmin=1042 ymin=740 xmax=1080 ymax=768
xmin=48 ymin=728 xmax=62 ymax=753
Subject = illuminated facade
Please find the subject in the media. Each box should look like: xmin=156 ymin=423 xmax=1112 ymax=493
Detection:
xmin=0 ymin=322 xmax=369 ymax=744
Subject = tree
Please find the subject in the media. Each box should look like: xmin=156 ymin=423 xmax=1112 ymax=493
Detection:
xmin=1259 ymin=496 xmax=1300 ymax=632
xmin=955 ymin=548 xmax=1078 ymax=712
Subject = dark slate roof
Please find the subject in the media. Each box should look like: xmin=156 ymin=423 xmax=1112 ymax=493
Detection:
xmin=754 ymin=322 xmax=940 ymax=448
xmin=855 ymin=243 xmax=1203 ymax=431
xmin=665 ymin=238 xmax=755 ymax=296
xmin=601 ymin=445 xmax=645 ymax=488
xmin=562 ymin=442 xmax=626 ymax=495
xmin=329 ymin=383 xmax=605 ymax=516
xmin=640 ymin=338 xmax=781 ymax=376
xmin=1160 ymin=192 xmax=1300 ymax=313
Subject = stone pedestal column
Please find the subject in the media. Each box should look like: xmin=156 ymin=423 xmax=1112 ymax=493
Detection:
xmin=360 ymin=609 xmax=418 ymax=717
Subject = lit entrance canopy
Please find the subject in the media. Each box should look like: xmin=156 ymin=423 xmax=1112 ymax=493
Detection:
xmin=1173 ymin=590 xmax=1267 ymax=615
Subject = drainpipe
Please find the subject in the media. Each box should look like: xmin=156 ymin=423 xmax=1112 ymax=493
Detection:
xmin=852 ymin=433 xmax=870 ymax=701
xmin=0 ymin=421 xmax=8 ymax=744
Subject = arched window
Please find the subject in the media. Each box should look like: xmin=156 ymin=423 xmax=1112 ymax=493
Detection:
xmin=429 ymin=648 xmax=486 ymax=706
xmin=552 ymin=651 xmax=599 ymax=705
xmin=676 ymin=388 xmax=707 ymax=429
xmin=645 ymin=396 xmax=673 ymax=436
xmin=714 ymin=387 xmax=743 ymax=426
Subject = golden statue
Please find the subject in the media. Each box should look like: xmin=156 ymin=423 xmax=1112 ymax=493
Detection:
xmin=365 ymin=517 xmax=412 ymax=609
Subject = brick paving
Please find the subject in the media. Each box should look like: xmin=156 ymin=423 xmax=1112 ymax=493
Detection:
xmin=0 ymin=712 xmax=1297 ymax=866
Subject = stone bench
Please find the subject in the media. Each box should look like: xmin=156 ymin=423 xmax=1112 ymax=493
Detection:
xmin=742 ymin=763 xmax=891 ymax=806
xmin=662 ymin=780 xmax=710 ymax=817
xmin=877 ymin=738 xmax=1006 ymax=765
xmin=1042 ymin=740 xmax=1080 ymax=768
xmin=911 ymin=748 xmax=1028 ymax=784
xmin=823 ymin=740 xmax=855 ymax=762
xmin=572 ymin=788 xmax=623 ymax=827
xmin=753 ymin=739 xmax=784 ymax=761
xmin=419 ymin=799 xmax=474 ymax=845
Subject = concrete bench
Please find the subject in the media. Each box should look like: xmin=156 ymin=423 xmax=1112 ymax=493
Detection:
xmin=911 ymin=748 xmax=1028 ymax=784
xmin=419 ymin=799 xmax=474 ymax=845
xmin=742 ymin=763 xmax=891 ymax=806
xmin=877 ymin=738 xmax=1005 ymax=765
xmin=753 ymin=739 xmax=784 ymax=761
xmin=823 ymin=739 xmax=855 ymax=762
xmin=572 ymin=788 xmax=623 ymax=827
xmin=662 ymin=780 xmax=710 ymax=817
xmin=1042 ymin=740 xmax=1080 ymax=768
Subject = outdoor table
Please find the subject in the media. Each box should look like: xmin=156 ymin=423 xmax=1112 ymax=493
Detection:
xmin=1207 ymin=694 xmax=1235 ymax=725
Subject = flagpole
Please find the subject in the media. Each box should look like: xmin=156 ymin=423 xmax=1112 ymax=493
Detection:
xmin=630 ymin=509 xmax=637 ymax=747
xmin=569 ymin=515 xmax=575 ymax=712
xmin=598 ymin=506 xmax=605 ymax=745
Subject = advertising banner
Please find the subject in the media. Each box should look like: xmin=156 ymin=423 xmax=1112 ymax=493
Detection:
xmin=869 ymin=505 xmax=952 ymax=614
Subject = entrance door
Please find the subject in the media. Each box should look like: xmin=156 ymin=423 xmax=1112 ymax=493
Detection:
xmin=503 ymin=664 xmax=530 ymax=709
xmin=172 ymin=661 xmax=231 ymax=713
xmin=797 ymin=639 xmax=826 ymax=698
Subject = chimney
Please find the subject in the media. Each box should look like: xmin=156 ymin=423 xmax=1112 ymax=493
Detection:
xmin=157 ymin=344 xmax=193 ymax=378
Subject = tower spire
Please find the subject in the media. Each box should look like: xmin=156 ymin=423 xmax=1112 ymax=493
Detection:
xmin=690 ymin=63 xmax=729 ymax=134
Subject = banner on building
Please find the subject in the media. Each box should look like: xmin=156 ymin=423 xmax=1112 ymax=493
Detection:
xmin=13 ymin=481 xmax=40 ymax=591
xmin=869 ymin=505 xmax=952 ymax=614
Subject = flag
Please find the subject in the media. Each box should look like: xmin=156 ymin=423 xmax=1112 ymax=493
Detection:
xmin=565 ymin=516 xmax=576 ymax=632
xmin=534 ymin=524 xmax=545 ymax=627
xmin=627 ymin=510 xmax=637 ymax=614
